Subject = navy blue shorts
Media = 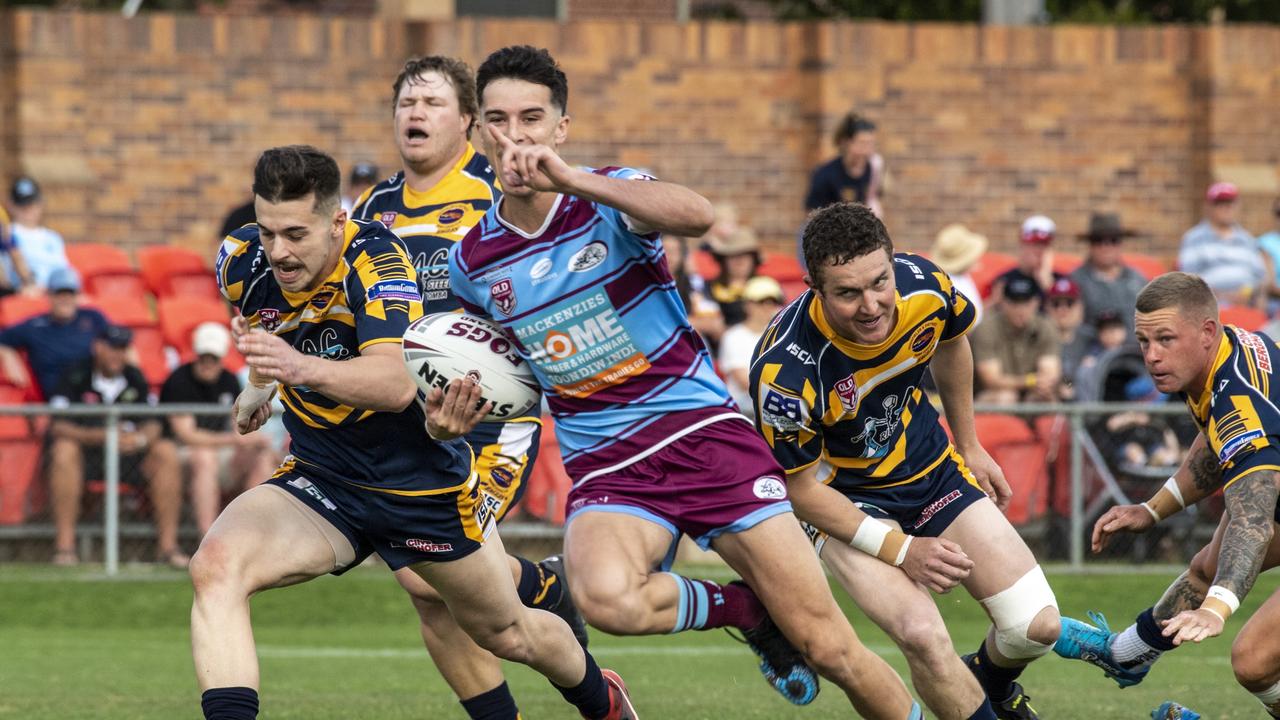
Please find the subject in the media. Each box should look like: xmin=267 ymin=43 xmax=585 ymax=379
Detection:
xmin=268 ymin=459 xmax=494 ymax=572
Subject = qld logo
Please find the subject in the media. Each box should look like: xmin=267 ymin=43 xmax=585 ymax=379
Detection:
xmin=490 ymin=278 xmax=517 ymax=316
xmin=257 ymin=308 xmax=281 ymax=332
xmin=835 ymin=374 xmax=858 ymax=412
xmin=379 ymin=211 xmax=397 ymax=228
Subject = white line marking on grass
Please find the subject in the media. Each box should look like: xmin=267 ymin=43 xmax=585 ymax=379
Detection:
xmin=258 ymin=644 xmax=903 ymax=659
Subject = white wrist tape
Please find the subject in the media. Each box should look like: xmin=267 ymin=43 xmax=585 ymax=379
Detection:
xmin=1141 ymin=502 xmax=1161 ymax=522
xmin=1202 ymin=585 xmax=1241 ymax=622
xmin=235 ymin=382 xmax=276 ymax=427
xmin=1163 ymin=477 xmax=1186 ymax=509
xmin=850 ymin=517 xmax=910 ymax=566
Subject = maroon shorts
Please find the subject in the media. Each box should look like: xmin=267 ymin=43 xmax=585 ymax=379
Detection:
xmin=566 ymin=416 xmax=793 ymax=568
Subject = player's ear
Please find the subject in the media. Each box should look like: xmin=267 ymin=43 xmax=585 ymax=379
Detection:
xmin=553 ymin=112 xmax=570 ymax=147
xmin=331 ymin=205 xmax=348 ymax=237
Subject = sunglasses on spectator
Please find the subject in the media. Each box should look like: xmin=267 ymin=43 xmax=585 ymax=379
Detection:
xmin=1088 ymin=236 xmax=1122 ymax=245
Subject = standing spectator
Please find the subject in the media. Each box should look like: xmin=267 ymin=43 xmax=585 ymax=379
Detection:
xmin=0 ymin=199 xmax=35 ymax=296
xmin=662 ymin=233 xmax=724 ymax=343
xmin=1071 ymin=212 xmax=1146 ymax=332
xmin=1179 ymin=182 xmax=1269 ymax=308
xmin=160 ymin=323 xmax=278 ymax=538
xmin=47 ymin=325 xmax=185 ymax=567
xmin=1046 ymin=277 xmax=1088 ymax=399
xmin=990 ymin=215 xmax=1060 ymax=308
xmin=0 ymin=267 xmax=107 ymax=399
xmin=342 ymin=161 xmax=380 ymax=214
xmin=804 ymin=112 xmax=885 ymax=218
xmin=718 ymin=276 xmax=785 ymax=419
xmin=972 ymin=274 xmax=1062 ymax=404
xmin=707 ymin=226 xmax=762 ymax=327
xmin=5 ymin=176 xmax=71 ymax=291
xmin=1256 ymin=197 xmax=1280 ymax=312
xmin=930 ymin=223 xmax=988 ymax=324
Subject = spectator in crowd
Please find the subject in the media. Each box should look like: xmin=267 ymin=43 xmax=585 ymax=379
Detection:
xmin=0 ymin=198 xmax=34 ymax=296
xmin=930 ymin=223 xmax=988 ymax=323
xmin=1046 ymin=276 xmax=1089 ymax=400
xmin=990 ymin=214 xmax=1060 ymax=308
xmin=341 ymin=161 xmax=380 ymax=214
xmin=707 ymin=226 xmax=762 ymax=327
xmin=804 ymin=112 xmax=885 ymax=218
xmin=160 ymin=323 xmax=277 ymax=538
xmin=718 ymin=276 xmax=785 ymax=419
xmin=218 ymin=198 xmax=255 ymax=239
xmin=972 ymin=273 xmax=1062 ymax=404
xmin=0 ymin=267 xmax=108 ymax=399
xmin=1104 ymin=376 xmax=1182 ymax=471
xmin=1256 ymin=196 xmax=1280 ymax=312
xmin=4 ymin=176 xmax=71 ymax=291
xmin=662 ymin=233 xmax=724 ymax=343
xmin=1071 ymin=211 xmax=1146 ymax=332
xmin=1179 ymin=181 xmax=1269 ymax=308
xmin=47 ymin=325 xmax=185 ymax=567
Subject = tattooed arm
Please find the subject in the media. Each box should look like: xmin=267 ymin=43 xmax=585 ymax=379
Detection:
xmin=1162 ymin=469 xmax=1280 ymax=645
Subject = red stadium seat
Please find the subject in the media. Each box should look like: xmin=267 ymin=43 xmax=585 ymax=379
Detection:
xmin=0 ymin=293 xmax=50 ymax=325
xmin=168 ymin=273 xmax=222 ymax=302
xmin=85 ymin=272 xmax=147 ymax=298
xmin=758 ymin=253 xmax=805 ymax=283
xmin=1221 ymin=305 xmax=1268 ymax=332
xmin=131 ymin=326 xmax=172 ymax=388
xmin=1051 ymin=252 xmax=1082 ymax=276
xmin=90 ymin=294 xmax=155 ymax=328
xmin=973 ymin=413 xmax=1050 ymax=526
xmin=691 ymin=250 xmax=719 ymax=282
xmin=65 ymin=243 xmax=133 ymax=278
xmin=1121 ymin=253 xmax=1168 ymax=281
xmin=157 ymin=296 xmax=232 ymax=359
xmin=137 ymin=245 xmax=210 ymax=297
xmin=0 ymin=439 xmax=42 ymax=524
xmin=0 ymin=385 xmax=31 ymax=441
xmin=969 ymin=252 xmax=1017 ymax=300
xmin=519 ymin=418 xmax=571 ymax=525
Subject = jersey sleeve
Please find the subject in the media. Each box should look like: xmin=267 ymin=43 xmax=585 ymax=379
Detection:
xmin=345 ymin=233 xmax=424 ymax=351
xmin=215 ymin=226 xmax=264 ymax=310
xmin=1212 ymin=387 xmax=1280 ymax=489
xmin=590 ymin=167 xmax=662 ymax=241
xmin=926 ymin=258 xmax=978 ymax=341
xmin=749 ymin=350 xmax=823 ymax=474
xmin=349 ymin=185 xmax=376 ymax=220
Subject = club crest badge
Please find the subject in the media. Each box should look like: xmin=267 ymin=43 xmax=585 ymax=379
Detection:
xmin=835 ymin=374 xmax=858 ymax=412
xmin=257 ymin=308 xmax=281 ymax=332
xmin=379 ymin=211 xmax=397 ymax=228
xmin=490 ymin=278 xmax=517 ymax=316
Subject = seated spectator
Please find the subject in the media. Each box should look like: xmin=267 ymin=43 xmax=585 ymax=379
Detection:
xmin=0 ymin=200 xmax=35 ymax=297
xmin=1179 ymin=182 xmax=1269 ymax=308
xmin=662 ymin=233 xmax=724 ymax=343
xmin=4 ymin=176 xmax=71 ymax=291
xmin=1076 ymin=310 xmax=1130 ymax=380
xmin=1046 ymin=277 xmax=1088 ymax=400
xmin=930 ymin=223 xmax=988 ymax=323
xmin=161 ymin=323 xmax=278 ymax=538
xmin=990 ymin=214 xmax=1061 ymax=308
xmin=804 ymin=112 xmax=885 ymax=218
xmin=1071 ymin=211 xmax=1146 ymax=332
xmin=718 ymin=276 xmax=785 ymax=419
xmin=47 ymin=325 xmax=186 ymax=568
xmin=0 ymin=267 xmax=108 ymax=399
xmin=707 ymin=227 xmax=762 ymax=327
xmin=1104 ymin=376 xmax=1182 ymax=471
xmin=1257 ymin=197 xmax=1280 ymax=312
xmin=972 ymin=274 xmax=1061 ymax=404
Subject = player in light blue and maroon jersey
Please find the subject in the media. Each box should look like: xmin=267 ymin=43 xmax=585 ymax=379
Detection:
xmin=447 ymin=44 xmax=922 ymax=718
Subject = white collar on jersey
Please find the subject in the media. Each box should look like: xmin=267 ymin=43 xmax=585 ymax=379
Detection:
xmin=493 ymin=193 xmax=565 ymax=240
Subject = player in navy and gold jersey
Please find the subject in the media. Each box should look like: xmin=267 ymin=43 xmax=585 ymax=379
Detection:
xmin=192 ymin=145 xmax=630 ymax=720
xmin=750 ymin=203 xmax=1060 ymax=720
xmin=350 ymin=56 xmax=586 ymax=720
xmin=1055 ymin=273 xmax=1280 ymax=719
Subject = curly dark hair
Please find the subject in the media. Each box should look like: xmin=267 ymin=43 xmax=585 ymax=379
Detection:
xmin=392 ymin=56 xmax=478 ymax=136
xmin=802 ymin=202 xmax=893 ymax=288
xmin=476 ymin=45 xmax=568 ymax=114
xmin=252 ymin=145 xmax=341 ymax=215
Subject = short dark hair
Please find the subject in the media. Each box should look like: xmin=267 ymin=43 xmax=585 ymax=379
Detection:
xmin=802 ymin=203 xmax=893 ymax=287
xmin=392 ymin=55 xmax=478 ymax=129
xmin=476 ymin=45 xmax=568 ymax=114
xmin=252 ymin=145 xmax=341 ymax=215
xmin=833 ymin=112 xmax=876 ymax=146
xmin=1135 ymin=271 xmax=1218 ymax=321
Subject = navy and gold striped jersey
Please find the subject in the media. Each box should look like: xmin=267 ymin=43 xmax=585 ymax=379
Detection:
xmin=1182 ymin=326 xmax=1280 ymax=498
xmin=350 ymin=144 xmax=497 ymax=316
xmin=216 ymin=219 xmax=471 ymax=494
xmin=749 ymin=253 xmax=977 ymax=493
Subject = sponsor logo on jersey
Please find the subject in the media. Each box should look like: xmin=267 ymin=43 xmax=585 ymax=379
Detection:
xmin=568 ymin=241 xmax=608 ymax=272
xmin=489 ymin=466 xmax=515 ymax=490
xmin=786 ymin=342 xmax=816 ymax=366
xmin=1236 ymin=329 xmax=1273 ymax=373
xmin=257 ymin=308 xmax=281 ymax=332
xmin=530 ymin=257 xmax=554 ymax=280
xmin=286 ymin=477 xmax=338 ymax=511
xmin=1220 ymin=428 xmax=1264 ymax=463
xmin=491 ymin=278 xmax=517 ymax=315
xmin=405 ymin=538 xmax=454 ymax=553
xmin=760 ymin=387 xmax=807 ymax=434
xmin=835 ymin=374 xmax=858 ymax=412
xmin=753 ymin=476 xmax=787 ymax=500
xmin=379 ymin=211 xmax=398 ymax=228
xmin=910 ymin=325 xmax=937 ymax=354
xmin=436 ymin=204 xmax=468 ymax=229
xmin=911 ymin=489 xmax=962 ymax=530
xmin=309 ymin=291 xmax=334 ymax=310
xmin=367 ymin=279 xmax=420 ymax=303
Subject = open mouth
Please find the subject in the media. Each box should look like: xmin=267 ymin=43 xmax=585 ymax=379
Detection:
xmin=855 ymin=316 xmax=882 ymax=332
xmin=404 ymin=128 xmax=429 ymax=145
xmin=273 ymin=264 xmax=303 ymax=285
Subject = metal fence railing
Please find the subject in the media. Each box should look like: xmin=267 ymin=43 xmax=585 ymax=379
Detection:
xmin=0 ymin=401 xmax=1208 ymax=575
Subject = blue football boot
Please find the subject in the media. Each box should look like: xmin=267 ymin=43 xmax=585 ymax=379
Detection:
xmin=725 ymin=581 xmax=819 ymax=705
xmin=1053 ymin=611 xmax=1151 ymax=688
xmin=1151 ymin=701 xmax=1201 ymax=719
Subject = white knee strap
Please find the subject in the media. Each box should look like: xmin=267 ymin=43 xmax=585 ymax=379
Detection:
xmin=1254 ymin=679 xmax=1280 ymax=707
xmin=980 ymin=565 xmax=1058 ymax=660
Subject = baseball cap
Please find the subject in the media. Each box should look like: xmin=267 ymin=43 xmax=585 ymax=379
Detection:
xmin=742 ymin=276 xmax=785 ymax=304
xmin=192 ymin=322 xmax=231 ymax=358
xmin=1020 ymin=215 xmax=1056 ymax=244
xmin=10 ymin=176 xmax=40 ymax=206
xmin=99 ymin=324 xmax=133 ymax=349
xmin=1004 ymin=274 xmax=1040 ymax=302
xmin=350 ymin=162 xmax=379 ymax=184
xmin=1207 ymin=182 xmax=1239 ymax=202
xmin=1046 ymin=276 xmax=1080 ymax=301
xmin=46 ymin=266 xmax=82 ymax=293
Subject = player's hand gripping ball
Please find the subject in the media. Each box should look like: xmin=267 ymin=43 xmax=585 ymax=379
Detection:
xmin=403 ymin=313 xmax=541 ymax=422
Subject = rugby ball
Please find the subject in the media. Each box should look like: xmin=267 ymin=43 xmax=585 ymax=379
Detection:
xmin=403 ymin=312 xmax=541 ymax=422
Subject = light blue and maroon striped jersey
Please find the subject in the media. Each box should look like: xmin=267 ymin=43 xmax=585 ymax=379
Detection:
xmin=448 ymin=167 xmax=738 ymax=482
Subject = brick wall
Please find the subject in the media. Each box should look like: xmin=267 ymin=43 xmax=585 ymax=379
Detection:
xmin=4 ymin=9 xmax=1280 ymax=262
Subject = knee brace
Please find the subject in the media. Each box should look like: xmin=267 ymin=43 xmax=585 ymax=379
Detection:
xmin=980 ymin=565 xmax=1059 ymax=660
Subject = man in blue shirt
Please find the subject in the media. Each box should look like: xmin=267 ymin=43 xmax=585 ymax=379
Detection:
xmin=0 ymin=267 xmax=108 ymax=399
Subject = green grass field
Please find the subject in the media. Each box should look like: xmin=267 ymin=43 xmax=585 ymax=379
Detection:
xmin=1 ymin=563 xmax=1276 ymax=719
